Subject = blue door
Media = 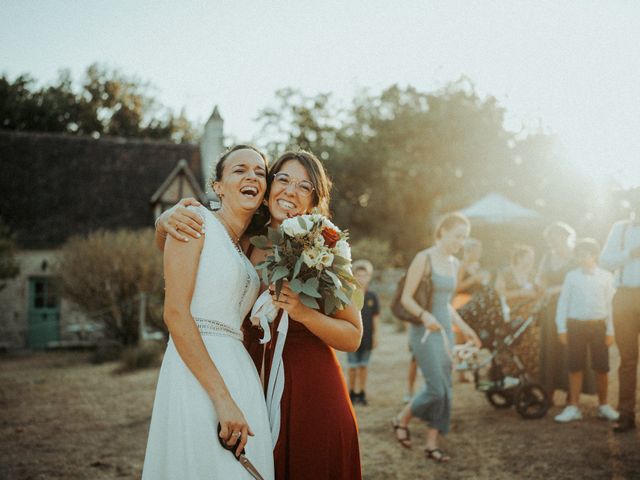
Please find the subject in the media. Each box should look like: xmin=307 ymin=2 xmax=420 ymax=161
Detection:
xmin=27 ymin=277 xmax=60 ymax=349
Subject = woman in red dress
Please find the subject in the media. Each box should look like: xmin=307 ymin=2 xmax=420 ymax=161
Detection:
xmin=157 ymin=150 xmax=363 ymax=479
xmin=244 ymin=151 xmax=362 ymax=479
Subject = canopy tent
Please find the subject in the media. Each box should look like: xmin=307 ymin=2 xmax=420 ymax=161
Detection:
xmin=459 ymin=192 xmax=540 ymax=225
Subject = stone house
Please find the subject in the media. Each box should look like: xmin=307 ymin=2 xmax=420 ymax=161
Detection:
xmin=0 ymin=107 xmax=225 ymax=350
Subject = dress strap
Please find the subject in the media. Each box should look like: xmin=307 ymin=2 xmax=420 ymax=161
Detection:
xmin=245 ymin=242 xmax=255 ymax=259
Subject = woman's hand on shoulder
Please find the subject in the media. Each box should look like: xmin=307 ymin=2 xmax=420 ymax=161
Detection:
xmin=157 ymin=197 xmax=204 ymax=242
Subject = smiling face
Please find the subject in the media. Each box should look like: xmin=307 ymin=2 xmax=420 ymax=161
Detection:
xmin=213 ymin=148 xmax=267 ymax=214
xmin=267 ymin=159 xmax=315 ymax=226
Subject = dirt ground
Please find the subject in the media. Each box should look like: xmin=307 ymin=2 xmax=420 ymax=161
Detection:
xmin=1 ymin=324 xmax=639 ymax=480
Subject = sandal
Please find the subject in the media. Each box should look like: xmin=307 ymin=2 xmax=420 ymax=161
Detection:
xmin=391 ymin=416 xmax=412 ymax=449
xmin=425 ymin=448 xmax=450 ymax=463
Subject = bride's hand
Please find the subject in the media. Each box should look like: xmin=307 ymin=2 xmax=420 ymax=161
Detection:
xmin=271 ymin=282 xmax=307 ymax=319
xmin=214 ymin=394 xmax=255 ymax=457
xmin=157 ymin=198 xmax=204 ymax=242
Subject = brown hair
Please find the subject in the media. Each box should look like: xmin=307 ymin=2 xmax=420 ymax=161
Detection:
xmin=511 ymin=244 xmax=535 ymax=265
xmin=207 ymin=144 xmax=269 ymax=192
xmin=434 ymin=212 xmax=470 ymax=240
xmin=269 ymin=150 xmax=332 ymax=216
xmin=208 ymin=144 xmax=270 ymax=236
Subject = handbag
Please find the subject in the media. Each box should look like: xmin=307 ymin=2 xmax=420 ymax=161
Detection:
xmin=391 ymin=253 xmax=433 ymax=325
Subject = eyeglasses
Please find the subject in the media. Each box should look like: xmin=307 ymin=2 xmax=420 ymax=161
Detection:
xmin=272 ymin=172 xmax=315 ymax=198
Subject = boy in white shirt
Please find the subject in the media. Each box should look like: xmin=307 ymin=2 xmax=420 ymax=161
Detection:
xmin=554 ymin=238 xmax=619 ymax=423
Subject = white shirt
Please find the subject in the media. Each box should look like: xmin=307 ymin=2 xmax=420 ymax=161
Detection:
xmin=600 ymin=220 xmax=640 ymax=287
xmin=555 ymin=267 xmax=615 ymax=335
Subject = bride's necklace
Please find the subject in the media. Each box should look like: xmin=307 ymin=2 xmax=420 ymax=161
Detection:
xmin=215 ymin=210 xmax=242 ymax=246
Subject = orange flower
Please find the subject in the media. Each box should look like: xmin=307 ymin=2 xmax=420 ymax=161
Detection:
xmin=321 ymin=227 xmax=340 ymax=248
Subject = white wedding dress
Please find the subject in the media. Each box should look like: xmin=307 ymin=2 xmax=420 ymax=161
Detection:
xmin=142 ymin=206 xmax=274 ymax=480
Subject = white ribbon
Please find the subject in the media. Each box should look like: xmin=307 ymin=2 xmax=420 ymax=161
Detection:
xmin=250 ymin=290 xmax=278 ymax=344
xmin=249 ymin=290 xmax=289 ymax=449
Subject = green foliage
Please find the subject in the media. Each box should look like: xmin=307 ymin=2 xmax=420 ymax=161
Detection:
xmin=117 ymin=340 xmax=164 ymax=372
xmin=256 ymin=79 xmax=598 ymax=262
xmin=351 ymin=237 xmax=397 ymax=269
xmin=0 ymin=218 xmax=20 ymax=292
xmin=0 ymin=64 xmax=197 ymax=143
xmin=255 ymin=220 xmax=362 ymax=315
xmin=56 ymin=229 xmax=165 ymax=346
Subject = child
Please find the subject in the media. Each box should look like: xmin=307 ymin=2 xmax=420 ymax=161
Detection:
xmin=348 ymin=260 xmax=380 ymax=406
xmin=554 ymin=238 xmax=619 ymax=423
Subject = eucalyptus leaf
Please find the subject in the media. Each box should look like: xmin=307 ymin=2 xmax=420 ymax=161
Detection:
xmin=302 ymin=277 xmax=322 ymax=298
xmin=261 ymin=268 xmax=270 ymax=286
xmin=299 ymin=293 xmax=320 ymax=310
xmin=335 ymin=288 xmax=351 ymax=305
xmin=325 ymin=270 xmax=342 ymax=289
xmin=323 ymin=294 xmax=337 ymax=315
xmin=250 ymin=235 xmax=269 ymax=249
xmin=332 ymin=255 xmax=350 ymax=266
xmin=271 ymin=266 xmax=290 ymax=283
xmin=289 ymin=278 xmax=304 ymax=293
xmin=292 ymin=257 xmax=303 ymax=280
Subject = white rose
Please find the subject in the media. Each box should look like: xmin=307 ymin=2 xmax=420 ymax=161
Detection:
xmin=322 ymin=218 xmax=340 ymax=232
xmin=282 ymin=216 xmax=313 ymax=237
xmin=335 ymin=240 xmax=352 ymax=261
xmin=302 ymin=249 xmax=320 ymax=268
xmin=318 ymin=251 xmax=335 ymax=268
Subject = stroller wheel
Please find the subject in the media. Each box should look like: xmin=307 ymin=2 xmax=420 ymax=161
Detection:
xmin=486 ymin=390 xmax=514 ymax=409
xmin=514 ymin=383 xmax=550 ymax=419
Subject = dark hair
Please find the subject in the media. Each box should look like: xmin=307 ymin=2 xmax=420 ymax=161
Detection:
xmin=434 ymin=212 xmax=470 ymax=240
xmin=511 ymin=244 xmax=535 ymax=265
xmin=574 ymin=238 xmax=600 ymax=258
xmin=269 ymin=150 xmax=333 ymax=216
xmin=207 ymin=144 xmax=269 ymax=191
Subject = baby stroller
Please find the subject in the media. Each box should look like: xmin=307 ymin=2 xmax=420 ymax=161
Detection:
xmin=456 ymin=287 xmax=550 ymax=419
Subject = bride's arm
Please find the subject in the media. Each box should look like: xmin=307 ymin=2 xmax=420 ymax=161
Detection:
xmin=164 ymin=234 xmax=253 ymax=455
xmin=272 ymin=283 xmax=362 ymax=352
xmin=154 ymin=198 xmax=204 ymax=251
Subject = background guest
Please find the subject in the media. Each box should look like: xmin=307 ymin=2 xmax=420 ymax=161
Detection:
xmin=600 ymin=198 xmax=640 ymax=433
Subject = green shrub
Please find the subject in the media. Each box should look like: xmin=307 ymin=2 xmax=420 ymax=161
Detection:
xmin=56 ymin=229 xmax=165 ymax=346
xmin=91 ymin=339 xmax=124 ymax=364
xmin=118 ymin=341 xmax=164 ymax=372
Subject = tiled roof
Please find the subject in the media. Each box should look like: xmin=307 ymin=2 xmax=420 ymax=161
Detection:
xmin=0 ymin=130 xmax=204 ymax=249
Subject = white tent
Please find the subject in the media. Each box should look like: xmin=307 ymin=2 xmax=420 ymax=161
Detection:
xmin=459 ymin=192 xmax=540 ymax=225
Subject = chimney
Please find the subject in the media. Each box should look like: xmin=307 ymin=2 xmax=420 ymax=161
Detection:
xmin=200 ymin=106 xmax=224 ymax=198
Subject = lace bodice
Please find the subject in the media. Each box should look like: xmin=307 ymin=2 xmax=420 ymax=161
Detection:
xmin=188 ymin=206 xmax=260 ymax=336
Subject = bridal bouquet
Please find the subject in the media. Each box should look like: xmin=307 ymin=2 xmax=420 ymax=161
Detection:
xmin=250 ymin=211 xmax=363 ymax=316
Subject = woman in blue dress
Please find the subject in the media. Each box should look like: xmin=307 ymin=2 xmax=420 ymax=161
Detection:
xmin=392 ymin=212 xmax=481 ymax=463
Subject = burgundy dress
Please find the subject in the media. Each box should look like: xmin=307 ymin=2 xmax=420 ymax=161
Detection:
xmin=243 ymin=312 xmax=361 ymax=480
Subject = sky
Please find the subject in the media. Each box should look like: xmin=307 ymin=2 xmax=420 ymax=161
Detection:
xmin=2 ymin=0 xmax=640 ymax=186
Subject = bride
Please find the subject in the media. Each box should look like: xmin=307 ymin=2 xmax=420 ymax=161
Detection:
xmin=142 ymin=145 xmax=275 ymax=480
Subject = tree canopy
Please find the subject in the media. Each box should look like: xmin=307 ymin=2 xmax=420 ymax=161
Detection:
xmin=0 ymin=64 xmax=196 ymax=143
xmin=256 ymin=79 xmax=602 ymax=262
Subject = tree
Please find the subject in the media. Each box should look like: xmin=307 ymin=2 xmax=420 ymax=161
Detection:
xmin=255 ymin=79 xmax=598 ymax=264
xmin=0 ymin=218 xmax=20 ymax=292
xmin=56 ymin=229 xmax=165 ymax=346
xmin=0 ymin=64 xmax=197 ymax=143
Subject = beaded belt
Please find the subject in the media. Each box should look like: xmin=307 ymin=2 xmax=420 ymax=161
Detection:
xmin=194 ymin=317 xmax=243 ymax=341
